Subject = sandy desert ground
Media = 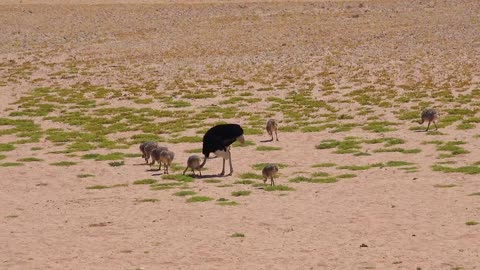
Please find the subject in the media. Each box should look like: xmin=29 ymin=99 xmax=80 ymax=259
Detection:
xmin=1 ymin=0 xmax=480 ymax=269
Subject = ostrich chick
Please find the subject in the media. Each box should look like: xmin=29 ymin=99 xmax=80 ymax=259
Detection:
xmin=150 ymin=146 xmax=169 ymax=169
xmin=266 ymin=119 xmax=279 ymax=141
xmin=262 ymin=164 xmax=279 ymax=186
xmin=183 ymin=155 xmax=202 ymax=176
xmin=157 ymin=150 xmax=174 ymax=174
xmin=140 ymin=141 xmax=158 ymax=164
xmin=419 ymin=108 xmax=439 ymax=131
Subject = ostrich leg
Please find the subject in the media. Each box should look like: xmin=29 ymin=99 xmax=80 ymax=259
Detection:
xmin=227 ymin=150 xmax=233 ymax=176
xmin=220 ymin=158 xmax=225 ymax=176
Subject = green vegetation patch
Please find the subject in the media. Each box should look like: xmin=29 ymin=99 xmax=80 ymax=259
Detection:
xmin=95 ymin=152 xmax=125 ymax=161
xmin=234 ymin=180 xmax=255 ymax=185
xmin=108 ymin=161 xmax=125 ymax=167
xmin=384 ymin=161 xmax=415 ymax=167
xmin=0 ymin=162 xmax=24 ymax=167
xmin=337 ymin=165 xmax=373 ymax=171
xmin=0 ymin=143 xmax=15 ymax=152
xmin=86 ymin=185 xmax=110 ymax=190
xmin=137 ymin=198 xmax=159 ymax=203
xmin=436 ymin=141 xmax=469 ymax=157
xmin=256 ymin=146 xmax=282 ymax=151
xmin=432 ymin=164 xmax=480 ymax=174
xmin=231 ymin=190 xmax=252 ymax=197
xmin=373 ymin=148 xmax=421 ymax=154
xmin=239 ymin=172 xmax=263 ymax=179
xmin=251 ymin=163 xmax=288 ymax=170
xmin=264 ymin=185 xmax=295 ymax=191
xmin=217 ymin=201 xmax=239 ymax=206
xmin=433 ymin=184 xmax=456 ymax=188
xmin=316 ymin=137 xmax=362 ymax=154
xmin=204 ymin=179 xmax=222 ymax=183
xmin=336 ymin=174 xmax=357 ymax=178
xmin=50 ymin=161 xmax=77 ymax=166
xmin=362 ymin=121 xmax=397 ymax=133
xmin=233 ymin=140 xmax=256 ymax=147
xmin=17 ymin=157 xmax=43 ymax=162
xmin=310 ymin=172 xmax=329 ymax=178
xmin=174 ymin=190 xmax=196 ymax=196
xmin=77 ymin=174 xmax=95 ymax=178
xmin=289 ymin=176 xmax=337 ymax=183
xmin=162 ymin=174 xmax=194 ymax=182
xmin=184 ymin=148 xmax=202 ymax=153
xmin=150 ymin=185 xmax=176 ymax=191
xmin=168 ymin=136 xmax=203 ymax=144
xmin=312 ymin=163 xmax=336 ymax=168
xmin=133 ymin=179 xmax=157 ymax=185
xmin=186 ymin=196 xmax=214 ymax=203
xmin=364 ymin=137 xmax=405 ymax=147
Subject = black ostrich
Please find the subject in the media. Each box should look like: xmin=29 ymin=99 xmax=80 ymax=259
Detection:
xmin=199 ymin=124 xmax=245 ymax=176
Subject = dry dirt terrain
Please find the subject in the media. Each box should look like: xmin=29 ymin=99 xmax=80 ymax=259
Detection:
xmin=1 ymin=1 xmax=480 ymax=269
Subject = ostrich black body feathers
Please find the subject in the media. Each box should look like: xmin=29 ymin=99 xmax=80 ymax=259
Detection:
xmin=202 ymin=124 xmax=244 ymax=157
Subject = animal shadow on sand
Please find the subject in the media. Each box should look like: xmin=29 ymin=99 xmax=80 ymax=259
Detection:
xmin=148 ymin=168 xmax=164 ymax=176
xmin=196 ymin=174 xmax=226 ymax=179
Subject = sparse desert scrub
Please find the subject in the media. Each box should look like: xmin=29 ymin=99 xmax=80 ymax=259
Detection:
xmin=77 ymin=174 xmax=95 ymax=178
xmin=289 ymin=176 xmax=337 ymax=184
xmin=136 ymin=198 xmax=159 ymax=203
xmin=174 ymin=190 xmax=196 ymax=197
xmin=312 ymin=163 xmax=336 ymax=168
xmin=432 ymin=164 xmax=480 ymax=174
xmin=108 ymin=161 xmax=125 ymax=167
xmin=264 ymin=185 xmax=295 ymax=191
xmin=239 ymin=172 xmax=263 ymax=179
xmin=0 ymin=162 xmax=24 ymax=167
xmin=133 ymin=179 xmax=157 ymax=185
xmin=234 ymin=180 xmax=255 ymax=185
xmin=162 ymin=174 xmax=194 ymax=183
xmin=86 ymin=183 xmax=128 ymax=190
xmin=50 ymin=161 xmax=77 ymax=166
xmin=186 ymin=196 xmax=214 ymax=203
xmin=256 ymin=146 xmax=282 ymax=151
xmin=252 ymin=163 xmax=288 ymax=170
xmin=1 ymin=2 xmax=480 ymax=268
xmin=231 ymin=190 xmax=252 ymax=197
xmin=433 ymin=184 xmax=456 ymax=188
xmin=0 ymin=143 xmax=15 ymax=152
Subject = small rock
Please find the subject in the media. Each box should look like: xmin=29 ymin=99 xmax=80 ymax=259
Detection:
xmin=360 ymin=243 xmax=368 ymax=247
